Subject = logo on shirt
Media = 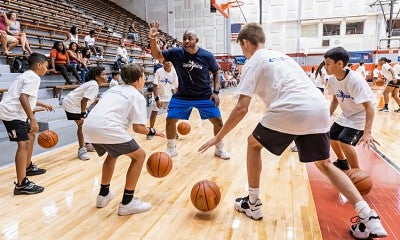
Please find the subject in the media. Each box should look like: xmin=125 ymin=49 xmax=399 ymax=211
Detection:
xmin=160 ymin=77 xmax=172 ymax=86
xmin=336 ymin=90 xmax=354 ymax=102
xmin=183 ymin=60 xmax=203 ymax=71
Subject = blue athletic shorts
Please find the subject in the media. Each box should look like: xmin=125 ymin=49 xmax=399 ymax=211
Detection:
xmin=167 ymin=98 xmax=221 ymax=120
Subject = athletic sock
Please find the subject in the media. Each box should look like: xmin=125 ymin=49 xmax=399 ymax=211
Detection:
xmin=216 ymin=141 xmax=224 ymax=150
xmin=167 ymin=139 xmax=176 ymax=148
xmin=99 ymin=184 xmax=110 ymax=197
xmin=248 ymin=187 xmax=260 ymax=204
xmin=122 ymin=189 xmax=135 ymax=205
xmin=355 ymin=200 xmax=371 ymax=219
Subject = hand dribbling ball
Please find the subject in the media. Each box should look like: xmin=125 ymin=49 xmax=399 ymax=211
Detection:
xmin=375 ymin=78 xmax=385 ymax=86
xmin=177 ymin=121 xmax=191 ymax=135
xmin=38 ymin=130 xmax=59 ymax=148
xmin=190 ymin=180 xmax=221 ymax=211
xmin=346 ymin=168 xmax=373 ymax=195
xmin=146 ymin=152 xmax=173 ymax=178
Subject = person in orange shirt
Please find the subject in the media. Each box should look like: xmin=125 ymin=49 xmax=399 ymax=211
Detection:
xmin=48 ymin=41 xmax=81 ymax=85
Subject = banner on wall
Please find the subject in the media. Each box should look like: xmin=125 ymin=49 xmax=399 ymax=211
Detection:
xmin=348 ymin=51 xmax=373 ymax=63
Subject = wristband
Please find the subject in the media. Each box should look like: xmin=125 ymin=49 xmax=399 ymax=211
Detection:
xmin=150 ymin=37 xmax=156 ymax=40
xmin=81 ymin=112 xmax=87 ymax=118
xmin=213 ymin=90 xmax=219 ymax=95
xmin=148 ymin=127 xmax=156 ymax=136
xmin=154 ymin=96 xmax=160 ymax=101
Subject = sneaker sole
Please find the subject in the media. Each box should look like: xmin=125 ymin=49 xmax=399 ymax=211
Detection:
xmin=214 ymin=154 xmax=231 ymax=160
xmin=349 ymin=230 xmax=387 ymax=240
xmin=26 ymin=171 xmax=46 ymax=176
xmin=234 ymin=205 xmax=263 ymax=220
xmin=14 ymin=189 xmax=44 ymax=195
xmin=118 ymin=207 xmax=151 ymax=216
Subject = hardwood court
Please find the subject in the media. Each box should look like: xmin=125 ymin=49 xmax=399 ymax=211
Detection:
xmin=0 ymin=90 xmax=399 ymax=240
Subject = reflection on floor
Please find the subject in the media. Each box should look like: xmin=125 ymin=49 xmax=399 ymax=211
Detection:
xmin=307 ymin=146 xmax=400 ymax=240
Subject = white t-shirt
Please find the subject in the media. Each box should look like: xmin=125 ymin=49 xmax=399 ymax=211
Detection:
xmin=327 ymin=70 xmax=376 ymax=130
xmin=381 ymin=63 xmax=395 ymax=80
xmin=153 ymin=67 xmax=178 ymax=102
xmin=109 ymin=79 xmax=119 ymax=88
xmin=84 ymin=35 xmax=96 ymax=46
xmin=392 ymin=64 xmax=400 ymax=78
xmin=82 ymin=84 xmax=147 ymax=144
xmin=237 ymin=49 xmax=330 ymax=135
xmin=315 ymin=67 xmax=327 ymax=88
xmin=0 ymin=70 xmax=41 ymax=121
xmin=373 ymin=68 xmax=380 ymax=78
xmin=116 ymin=47 xmax=128 ymax=60
xmin=69 ymin=33 xmax=79 ymax=44
xmin=62 ymin=81 xmax=99 ymax=114
xmin=356 ymin=65 xmax=366 ymax=79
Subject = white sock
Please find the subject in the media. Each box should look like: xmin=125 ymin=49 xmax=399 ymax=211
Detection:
xmin=355 ymin=201 xmax=371 ymax=219
xmin=248 ymin=187 xmax=259 ymax=204
xmin=216 ymin=141 xmax=224 ymax=150
xmin=167 ymin=139 xmax=176 ymax=148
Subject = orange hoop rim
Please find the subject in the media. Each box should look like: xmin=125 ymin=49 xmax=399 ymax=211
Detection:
xmin=224 ymin=0 xmax=244 ymax=8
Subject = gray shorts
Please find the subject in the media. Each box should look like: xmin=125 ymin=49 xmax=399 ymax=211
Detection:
xmin=91 ymin=139 xmax=140 ymax=158
xmin=252 ymin=123 xmax=330 ymax=162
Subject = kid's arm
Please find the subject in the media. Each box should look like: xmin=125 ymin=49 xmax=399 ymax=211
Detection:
xmin=132 ymin=124 xmax=165 ymax=138
xmin=19 ymin=93 xmax=39 ymax=133
xmin=329 ymin=96 xmax=339 ymax=116
xmin=358 ymin=101 xmax=378 ymax=148
xmin=36 ymin=101 xmax=54 ymax=111
xmin=80 ymin=97 xmax=89 ymax=117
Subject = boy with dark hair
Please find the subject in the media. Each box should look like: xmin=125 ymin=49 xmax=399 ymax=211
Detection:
xmin=199 ymin=23 xmax=387 ymax=239
xmin=82 ymin=63 xmax=165 ymax=215
xmin=324 ymin=47 xmax=377 ymax=171
xmin=109 ymin=71 xmax=120 ymax=88
xmin=0 ymin=53 xmax=53 ymax=195
xmin=62 ymin=66 xmax=107 ymax=161
xmin=84 ymin=30 xmax=104 ymax=60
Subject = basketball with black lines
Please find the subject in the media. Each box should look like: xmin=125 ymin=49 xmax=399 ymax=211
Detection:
xmin=37 ymin=130 xmax=59 ymax=149
xmin=146 ymin=152 xmax=173 ymax=178
xmin=190 ymin=180 xmax=221 ymax=211
xmin=345 ymin=168 xmax=373 ymax=195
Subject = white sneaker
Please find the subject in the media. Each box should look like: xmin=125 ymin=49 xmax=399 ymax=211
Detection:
xmin=146 ymin=135 xmax=153 ymax=140
xmin=78 ymin=147 xmax=90 ymax=161
xmin=85 ymin=143 xmax=96 ymax=152
xmin=96 ymin=191 xmax=114 ymax=208
xmin=118 ymin=198 xmax=152 ymax=216
xmin=166 ymin=147 xmax=178 ymax=157
xmin=214 ymin=148 xmax=231 ymax=160
xmin=291 ymin=145 xmax=298 ymax=152
xmin=234 ymin=195 xmax=263 ymax=220
xmin=350 ymin=210 xmax=388 ymax=239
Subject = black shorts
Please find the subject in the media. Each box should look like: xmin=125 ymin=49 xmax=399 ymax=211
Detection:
xmin=330 ymin=122 xmax=363 ymax=146
xmin=91 ymin=139 xmax=140 ymax=158
xmin=65 ymin=111 xmax=82 ymax=121
xmin=252 ymin=123 xmax=330 ymax=162
xmin=2 ymin=119 xmax=30 ymax=141
xmin=387 ymin=80 xmax=400 ymax=88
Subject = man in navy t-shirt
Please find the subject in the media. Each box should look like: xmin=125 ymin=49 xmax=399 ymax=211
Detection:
xmin=149 ymin=21 xmax=230 ymax=159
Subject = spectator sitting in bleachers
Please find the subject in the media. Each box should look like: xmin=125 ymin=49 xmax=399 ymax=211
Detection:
xmin=48 ymin=41 xmax=81 ymax=85
xmin=127 ymin=22 xmax=139 ymax=43
xmin=219 ymin=71 xmax=227 ymax=89
xmin=81 ymin=47 xmax=91 ymax=82
xmin=6 ymin=11 xmax=33 ymax=55
xmin=84 ymin=30 xmax=104 ymax=60
xmin=114 ymin=41 xmax=128 ymax=71
xmin=67 ymin=42 xmax=83 ymax=75
xmin=0 ymin=9 xmax=18 ymax=55
xmin=65 ymin=26 xmax=80 ymax=49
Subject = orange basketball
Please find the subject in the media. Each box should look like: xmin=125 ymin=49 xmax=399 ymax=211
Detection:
xmin=376 ymin=78 xmax=385 ymax=86
xmin=177 ymin=121 xmax=191 ymax=135
xmin=37 ymin=130 xmax=58 ymax=148
xmin=346 ymin=168 xmax=373 ymax=195
xmin=190 ymin=180 xmax=221 ymax=211
xmin=146 ymin=152 xmax=173 ymax=178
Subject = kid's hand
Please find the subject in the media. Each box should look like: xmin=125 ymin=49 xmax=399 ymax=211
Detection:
xmin=357 ymin=132 xmax=380 ymax=149
xmin=30 ymin=119 xmax=39 ymax=133
xmin=198 ymin=137 xmax=220 ymax=153
xmin=149 ymin=21 xmax=160 ymax=39
xmin=210 ymin=93 xmax=220 ymax=106
xmin=156 ymin=101 xmax=162 ymax=108
xmin=154 ymin=130 xmax=166 ymax=138
xmin=44 ymin=104 xmax=53 ymax=111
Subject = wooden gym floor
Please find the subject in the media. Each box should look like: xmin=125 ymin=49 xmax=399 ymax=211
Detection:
xmin=0 ymin=89 xmax=399 ymax=240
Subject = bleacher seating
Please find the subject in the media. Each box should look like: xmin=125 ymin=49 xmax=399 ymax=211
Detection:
xmin=0 ymin=0 xmax=175 ymax=166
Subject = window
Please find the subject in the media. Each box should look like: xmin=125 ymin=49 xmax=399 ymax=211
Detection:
xmin=346 ymin=22 xmax=364 ymax=35
xmin=301 ymin=24 xmax=318 ymax=37
xmin=323 ymin=23 xmax=340 ymax=36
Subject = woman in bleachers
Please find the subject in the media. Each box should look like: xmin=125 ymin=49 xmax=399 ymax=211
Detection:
xmin=113 ymin=41 xmax=128 ymax=71
xmin=65 ymin=26 xmax=80 ymax=48
xmin=127 ymin=22 xmax=139 ymax=43
xmin=49 ymin=41 xmax=81 ymax=85
xmin=81 ymin=47 xmax=91 ymax=82
xmin=6 ymin=11 xmax=32 ymax=55
xmin=67 ymin=42 xmax=83 ymax=76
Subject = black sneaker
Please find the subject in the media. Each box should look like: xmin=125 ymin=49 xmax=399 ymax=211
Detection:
xmin=394 ymin=108 xmax=400 ymax=113
xmin=379 ymin=108 xmax=389 ymax=112
xmin=14 ymin=178 xmax=44 ymax=195
xmin=332 ymin=159 xmax=350 ymax=170
xmin=234 ymin=195 xmax=263 ymax=220
xmin=26 ymin=163 xmax=46 ymax=176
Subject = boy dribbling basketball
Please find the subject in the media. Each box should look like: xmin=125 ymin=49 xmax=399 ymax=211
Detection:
xmin=82 ymin=63 xmax=165 ymax=215
xmin=0 ymin=53 xmax=53 ymax=195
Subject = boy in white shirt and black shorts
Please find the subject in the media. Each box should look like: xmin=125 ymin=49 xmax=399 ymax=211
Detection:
xmin=325 ymin=47 xmax=377 ymax=171
xmin=62 ymin=66 xmax=107 ymax=160
xmin=82 ymin=63 xmax=165 ymax=215
xmin=199 ymin=23 xmax=387 ymax=240
xmin=0 ymin=53 xmax=53 ymax=195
